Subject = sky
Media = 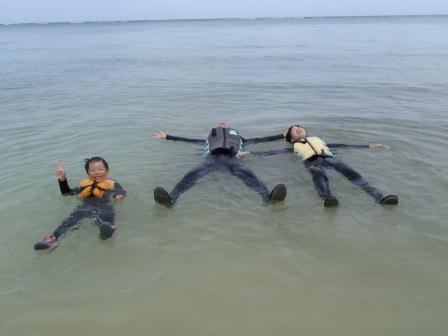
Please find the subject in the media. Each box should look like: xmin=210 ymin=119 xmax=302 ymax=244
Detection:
xmin=1 ymin=0 xmax=448 ymax=24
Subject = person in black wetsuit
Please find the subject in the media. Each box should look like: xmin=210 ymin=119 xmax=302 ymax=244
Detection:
xmin=34 ymin=157 xmax=126 ymax=250
xmin=261 ymin=125 xmax=398 ymax=207
xmin=151 ymin=122 xmax=287 ymax=207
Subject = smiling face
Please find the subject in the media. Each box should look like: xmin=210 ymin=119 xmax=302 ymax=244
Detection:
xmin=87 ymin=160 xmax=108 ymax=182
xmin=288 ymin=125 xmax=307 ymax=142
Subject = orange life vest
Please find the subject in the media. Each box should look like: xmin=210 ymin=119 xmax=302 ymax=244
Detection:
xmin=78 ymin=179 xmax=115 ymax=199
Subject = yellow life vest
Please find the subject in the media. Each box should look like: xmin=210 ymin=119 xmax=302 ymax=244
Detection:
xmin=293 ymin=136 xmax=334 ymax=161
xmin=78 ymin=179 xmax=115 ymax=199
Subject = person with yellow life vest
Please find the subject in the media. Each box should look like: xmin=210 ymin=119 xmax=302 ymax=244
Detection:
xmin=151 ymin=122 xmax=287 ymax=207
xmin=261 ymin=124 xmax=398 ymax=207
xmin=34 ymin=157 xmax=126 ymax=250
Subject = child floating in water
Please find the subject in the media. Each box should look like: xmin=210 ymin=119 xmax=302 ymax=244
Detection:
xmin=262 ymin=125 xmax=398 ymax=207
xmin=34 ymin=157 xmax=126 ymax=250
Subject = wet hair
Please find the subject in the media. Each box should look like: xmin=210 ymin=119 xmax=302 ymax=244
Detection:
xmin=84 ymin=156 xmax=109 ymax=173
xmin=285 ymin=124 xmax=303 ymax=143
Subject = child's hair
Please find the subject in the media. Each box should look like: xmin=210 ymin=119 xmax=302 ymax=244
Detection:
xmin=285 ymin=124 xmax=303 ymax=143
xmin=84 ymin=156 xmax=109 ymax=173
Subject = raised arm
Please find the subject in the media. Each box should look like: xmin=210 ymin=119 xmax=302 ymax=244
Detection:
xmin=152 ymin=131 xmax=205 ymax=145
xmin=241 ymin=133 xmax=285 ymax=145
xmin=56 ymin=162 xmax=79 ymax=195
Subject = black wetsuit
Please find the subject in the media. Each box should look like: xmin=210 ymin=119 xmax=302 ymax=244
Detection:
xmin=260 ymin=144 xmax=386 ymax=202
xmin=165 ymin=132 xmax=284 ymax=203
xmin=53 ymin=179 xmax=126 ymax=238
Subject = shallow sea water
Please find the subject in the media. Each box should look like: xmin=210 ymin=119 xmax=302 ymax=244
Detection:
xmin=1 ymin=16 xmax=448 ymax=335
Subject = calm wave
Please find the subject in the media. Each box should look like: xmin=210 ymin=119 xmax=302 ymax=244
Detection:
xmin=1 ymin=16 xmax=448 ymax=335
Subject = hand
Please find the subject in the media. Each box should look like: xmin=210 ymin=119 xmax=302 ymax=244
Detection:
xmin=369 ymin=144 xmax=390 ymax=150
xmin=55 ymin=161 xmax=66 ymax=180
xmin=282 ymin=129 xmax=288 ymax=138
xmin=152 ymin=131 xmax=167 ymax=139
xmin=114 ymin=195 xmax=125 ymax=202
xmin=236 ymin=151 xmax=251 ymax=159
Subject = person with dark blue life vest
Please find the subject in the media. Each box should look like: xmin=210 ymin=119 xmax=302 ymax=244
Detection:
xmin=34 ymin=157 xmax=126 ymax=250
xmin=151 ymin=122 xmax=287 ymax=207
xmin=261 ymin=125 xmax=398 ymax=207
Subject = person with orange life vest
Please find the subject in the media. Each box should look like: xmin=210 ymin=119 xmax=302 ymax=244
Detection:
xmin=34 ymin=157 xmax=126 ymax=250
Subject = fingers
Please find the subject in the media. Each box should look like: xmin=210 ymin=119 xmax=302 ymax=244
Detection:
xmin=55 ymin=161 xmax=66 ymax=180
xmin=370 ymin=144 xmax=390 ymax=149
xmin=152 ymin=131 xmax=167 ymax=139
xmin=115 ymin=195 xmax=125 ymax=202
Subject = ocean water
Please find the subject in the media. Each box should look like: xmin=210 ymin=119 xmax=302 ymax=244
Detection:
xmin=1 ymin=16 xmax=448 ymax=335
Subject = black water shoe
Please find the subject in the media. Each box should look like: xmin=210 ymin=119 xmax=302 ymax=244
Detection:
xmin=154 ymin=187 xmax=173 ymax=208
xmin=324 ymin=196 xmax=339 ymax=207
xmin=269 ymin=184 xmax=287 ymax=202
xmin=379 ymin=195 xmax=398 ymax=205
xmin=99 ymin=223 xmax=116 ymax=239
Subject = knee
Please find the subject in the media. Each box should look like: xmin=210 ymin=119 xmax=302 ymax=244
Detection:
xmin=309 ymin=166 xmax=324 ymax=177
xmin=345 ymin=170 xmax=362 ymax=181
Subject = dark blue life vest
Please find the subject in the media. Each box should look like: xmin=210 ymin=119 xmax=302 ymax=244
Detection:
xmin=207 ymin=128 xmax=242 ymax=156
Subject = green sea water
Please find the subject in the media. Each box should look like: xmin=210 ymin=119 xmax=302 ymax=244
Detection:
xmin=1 ymin=16 xmax=448 ymax=335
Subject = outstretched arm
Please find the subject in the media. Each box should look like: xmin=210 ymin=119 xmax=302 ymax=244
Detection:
xmin=327 ymin=143 xmax=390 ymax=149
xmin=251 ymin=148 xmax=294 ymax=156
xmin=152 ymin=131 xmax=205 ymax=145
xmin=241 ymin=133 xmax=285 ymax=145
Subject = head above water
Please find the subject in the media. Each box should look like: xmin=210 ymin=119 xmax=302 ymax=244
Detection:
xmin=285 ymin=125 xmax=307 ymax=143
xmin=84 ymin=156 xmax=109 ymax=182
xmin=217 ymin=122 xmax=230 ymax=128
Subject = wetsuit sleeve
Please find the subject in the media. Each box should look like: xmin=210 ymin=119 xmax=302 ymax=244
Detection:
xmin=58 ymin=179 xmax=79 ymax=195
xmin=241 ymin=134 xmax=285 ymax=145
xmin=327 ymin=144 xmax=370 ymax=149
xmin=251 ymin=148 xmax=294 ymax=156
xmin=166 ymin=134 xmax=206 ymax=145
xmin=113 ymin=182 xmax=127 ymax=198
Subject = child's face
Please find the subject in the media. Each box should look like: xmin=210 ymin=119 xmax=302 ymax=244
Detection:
xmin=290 ymin=126 xmax=307 ymax=142
xmin=87 ymin=161 xmax=108 ymax=182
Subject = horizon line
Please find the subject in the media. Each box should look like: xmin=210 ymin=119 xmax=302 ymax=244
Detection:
xmin=1 ymin=14 xmax=447 ymax=26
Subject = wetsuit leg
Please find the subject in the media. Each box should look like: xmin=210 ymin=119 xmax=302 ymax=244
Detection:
xmin=170 ymin=158 xmax=217 ymax=203
xmin=225 ymin=157 xmax=271 ymax=202
xmin=324 ymin=157 xmax=384 ymax=202
xmin=95 ymin=204 xmax=115 ymax=226
xmin=304 ymin=157 xmax=332 ymax=199
xmin=53 ymin=204 xmax=91 ymax=239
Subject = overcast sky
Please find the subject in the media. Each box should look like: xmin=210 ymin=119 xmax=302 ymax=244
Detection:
xmin=1 ymin=0 xmax=447 ymax=24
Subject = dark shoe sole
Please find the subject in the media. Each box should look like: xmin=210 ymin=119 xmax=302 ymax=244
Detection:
xmin=34 ymin=242 xmax=51 ymax=250
xmin=34 ymin=240 xmax=58 ymax=250
xmin=380 ymin=195 xmax=398 ymax=205
xmin=269 ymin=184 xmax=287 ymax=202
xmin=324 ymin=196 xmax=339 ymax=207
xmin=154 ymin=187 xmax=173 ymax=207
xmin=99 ymin=223 xmax=115 ymax=239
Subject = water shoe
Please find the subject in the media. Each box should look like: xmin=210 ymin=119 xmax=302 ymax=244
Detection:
xmin=154 ymin=187 xmax=173 ymax=208
xmin=324 ymin=196 xmax=339 ymax=207
xmin=34 ymin=235 xmax=58 ymax=250
xmin=269 ymin=184 xmax=287 ymax=202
